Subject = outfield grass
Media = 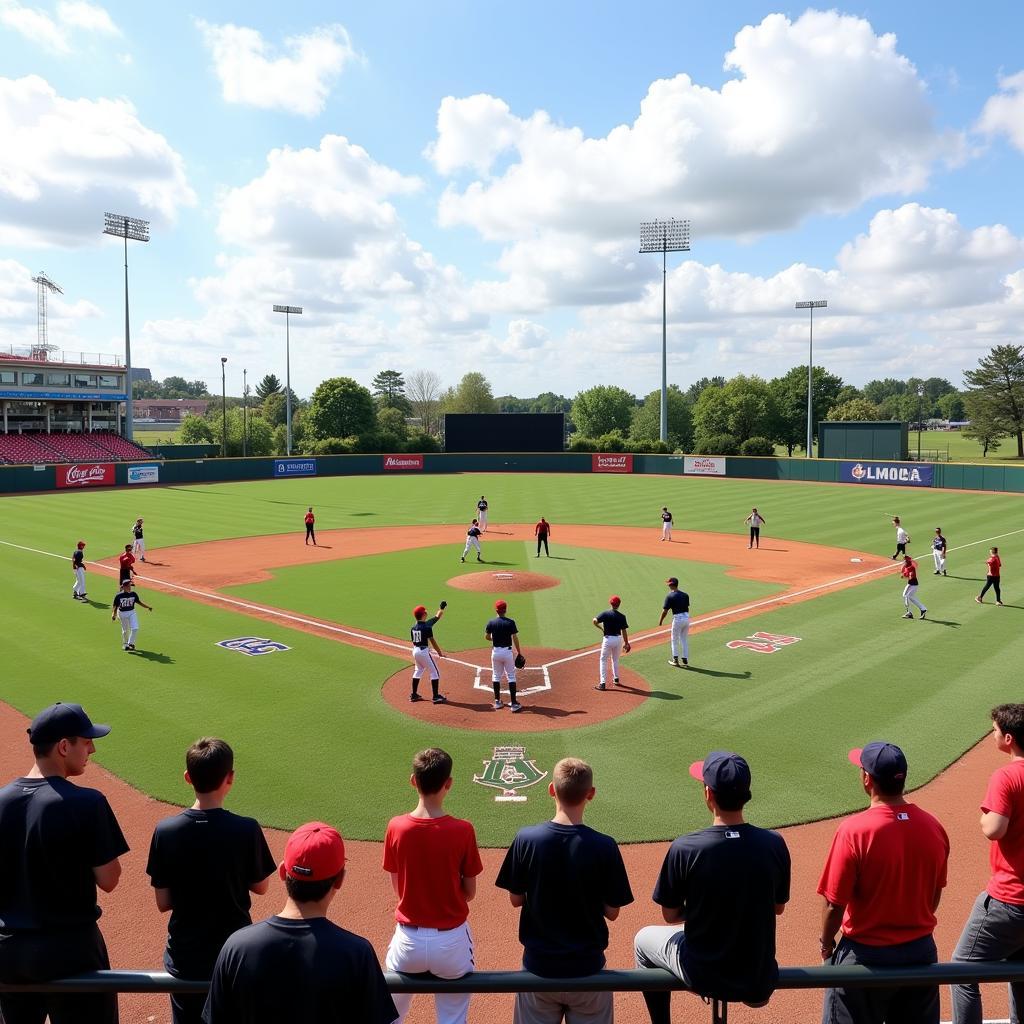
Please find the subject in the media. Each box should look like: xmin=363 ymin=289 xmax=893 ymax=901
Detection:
xmin=1 ymin=473 xmax=1021 ymax=844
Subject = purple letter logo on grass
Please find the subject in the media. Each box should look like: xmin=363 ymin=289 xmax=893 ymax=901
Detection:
xmin=216 ymin=637 xmax=291 ymax=656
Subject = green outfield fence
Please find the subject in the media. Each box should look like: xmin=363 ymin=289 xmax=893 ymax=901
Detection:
xmin=2 ymin=451 xmax=1024 ymax=494
xmin=3 ymin=962 xmax=1024 ymax=1023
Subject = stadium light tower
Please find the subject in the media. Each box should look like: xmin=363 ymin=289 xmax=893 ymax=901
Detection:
xmin=103 ymin=213 xmax=150 ymax=440
xmin=795 ymin=299 xmax=827 ymax=458
xmin=220 ymin=357 xmax=228 ymax=458
xmin=31 ymin=272 xmax=63 ymax=353
xmin=273 ymin=304 xmax=302 ymax=455
xmin=640 ymin=219 xmax=690 ymax=444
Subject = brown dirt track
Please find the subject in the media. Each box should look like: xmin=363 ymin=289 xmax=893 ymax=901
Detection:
xmin=449 ymin=570 xmax=561 ymax=593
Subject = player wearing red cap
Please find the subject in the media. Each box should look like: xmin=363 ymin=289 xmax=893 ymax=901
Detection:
xmin=409 ymin=602 xmax=447 ymax=705
xmin=593 ymin=596 xmax=631 ymax=691
xmin=486 ymin=600 xmax=524 ymax=712
xmin=900 ymin=555 xmax=927 ymax=620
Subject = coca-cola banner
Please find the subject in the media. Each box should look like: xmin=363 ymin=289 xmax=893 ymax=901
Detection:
xmin=382 ymin=454 xmax=424 ymax=471
xmin=592 ymin=453 xmax=633 ymax=473
xmin=56 ymin=463 xmax=115 ymax=488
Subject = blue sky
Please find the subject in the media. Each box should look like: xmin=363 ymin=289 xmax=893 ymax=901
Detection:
xmin=1 ymin=2 xmax=1023 ymax=398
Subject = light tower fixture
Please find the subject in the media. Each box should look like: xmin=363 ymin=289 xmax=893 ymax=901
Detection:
xmin=640 ymin=219 xmax=691 ymax=444
xmin=220 ymin=357 xmax=228 ymax=458
xmin=273 ymin=304 xmax=302 ymax=455
xmin=795 ymin=299 xmax=827 ymax=458
xmin=103 ymin=212 xmax=150 ymax=440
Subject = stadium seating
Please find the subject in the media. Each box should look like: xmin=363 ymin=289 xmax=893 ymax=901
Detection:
xmin=0 ymin=432 xmax=150 ymax=464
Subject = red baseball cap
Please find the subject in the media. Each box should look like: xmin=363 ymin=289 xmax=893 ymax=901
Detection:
xmin=412 ymin=605 xmax=427 ymax=617
xmin=495 ymin=600 xmax=507 ymax=611
xmin=609 ymin=595 xmax=621 ymax=606
xmin=282 ymin=822 xmax=346 ymax=881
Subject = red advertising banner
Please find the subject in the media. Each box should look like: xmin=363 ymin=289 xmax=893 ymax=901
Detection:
xmin=382 ymin=453 xmax=424 ymax=471
xmin=592 ymin=453 xmax=633 ymax=474
xmin=56 ymin=463 xmax=115 ymax=488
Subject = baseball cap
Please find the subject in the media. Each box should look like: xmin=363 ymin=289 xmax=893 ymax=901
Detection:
xmin=282 ymin=822 xmax=346 ymax=881
xmin=495 ymin=599 xmax=507 ymax=611
xmin=28 ymin=703 xmax=110 ymax=745
xmin=609 ymin=595 xmax=621 ymax=606
xmin=849 ymin=742 xmax=907 ymax=784
xmin=77 ymin=540 xmax=85 ymax=548
xmin=666 ymin=577 xmax=678 ymax=586
xmin=412 ymin=605 xmax=427 ymax=617
xmin=689 ymin=751 xmax=752 ymax=799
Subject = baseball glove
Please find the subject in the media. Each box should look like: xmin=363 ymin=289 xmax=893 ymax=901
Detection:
xmin=514 ymin=653 xmax=527 ymax=669
xmin=439 ymin=600 xmax=447 ymax=609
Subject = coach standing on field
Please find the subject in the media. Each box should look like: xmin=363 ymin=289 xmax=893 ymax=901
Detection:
xmin=0 ymin=702 xmax=129 ymax=1024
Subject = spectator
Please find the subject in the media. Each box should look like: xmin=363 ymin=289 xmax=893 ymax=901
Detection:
xmin=496 ymin=757 xmax=633 ymax=1023
xmin=634 ymin=751 xmax=790 ymax=1021
xmin=952 ymin=703 xmax=1024 ymax=1023
xmin=0 ymin=702 xmax=129 ymax=1024
xmin=818 ymin=742 xmax=949 ymax=1023
xmin=203 ymin=821 xmax=397 ymax=1024
xmin=383 ymin=748 xmax=483 ymax=1024
xmin=146 ymin=737 xmax=276 ymax=1024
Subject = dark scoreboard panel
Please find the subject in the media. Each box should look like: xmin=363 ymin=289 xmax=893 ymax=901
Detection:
xmin=443 ymin=413 xmax=565 ymax=453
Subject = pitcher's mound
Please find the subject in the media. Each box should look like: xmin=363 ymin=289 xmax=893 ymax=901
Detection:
xmin=448 ymin=571 xmax=560 ymax=593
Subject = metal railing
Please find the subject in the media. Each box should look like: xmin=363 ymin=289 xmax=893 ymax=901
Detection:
xmin=2 ymin=962 xmax=1023 ymax=1022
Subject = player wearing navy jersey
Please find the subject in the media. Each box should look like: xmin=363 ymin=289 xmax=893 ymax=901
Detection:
xmin=132 ymin=518 xmax=146 ymax=561
xmin=660 ymin=508 xmax=673 ymax=542
xmin=486 ymin=600 xmax=524 ymax=712
xmin=461 ymin=520 xmax=483 ymax=563
xmin=111 ymin=579 xmax=153 ymax=651
xmin=71 ymin=540 xmax=87 ymax=601
xmin=409 ymin=602 xmax=447 ymax=705
xmin=594 ymin=596 xmax=631 ymax=691
xmin=932 ymin=528 xmax=947 ymax=576
xmin=476 ymin=496 xmax=489 ymax=532
xmin=659 ymin=577 xmax=691 ymax=667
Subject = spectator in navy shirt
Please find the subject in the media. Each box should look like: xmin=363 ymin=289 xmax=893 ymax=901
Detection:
xmin=147 ymin=738 xmax=276 ymax=1024
xmin=496 ymin=757 xmax=633 ymax=1023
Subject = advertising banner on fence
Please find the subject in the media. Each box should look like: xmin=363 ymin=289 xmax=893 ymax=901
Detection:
xmin=592 ymin=453 xmax=633 ymax=474
xmin=273 ymin=458 xmax=317 ymax=478
xmin=383 ymin=453 xmax=424 ymax=471
xmin=840 ymin=461 xmax=934 ymax=487
xmin=683 ymin=456 xmax=726 ymax=476
xmin=56 ymin=463 xmax=114 ymax=488
xmin=127 ymin=464 xmax=160 ymax=485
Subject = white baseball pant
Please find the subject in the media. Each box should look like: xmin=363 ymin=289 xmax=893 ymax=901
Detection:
xmin=118 ymin=610 xmax=139 ymax=646
xmin=671 ymin=613 xmax=690 ymax=660
xmin=662 ymin=521 xmax=672 ymax=541
xmin=478 ymin=509 xmax=488 ymax=531
xmin=599 ymin=635 xmax=623 ymax=685
xmin=462 ymin=536 xmax=481 ymax=558
xmin=412 ymin=646 xmax=440 ymax=681
xmin=386 ymin=922 xmax=474 ymax=1024
xmin=133 ymin=538 xmax=146 ymax=559
xmin=903 ymin=585 xmax=926 ymax=613
xmin=73 ymin=566 xmax=86 ymax=596
xmin=491 ymin=647 xmax=516 ymax=686
xmin=932 ymin=549 xmax=945 ymax=572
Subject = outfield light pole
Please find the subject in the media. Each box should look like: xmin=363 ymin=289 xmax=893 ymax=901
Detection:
xmin=220 ymin=357 xmax=227 ymax=458
xmin=795 ymin=300 xmax=827 ymax=458
xmin=640 ymin=219 xmax=690 ymax=444
xmin=242 ymin=368 xmax=248 ymax=457
xmin=273 ymin=304 xmax=302 ymax=455
xmin=103 ymin=213 xmax=150 ymax=440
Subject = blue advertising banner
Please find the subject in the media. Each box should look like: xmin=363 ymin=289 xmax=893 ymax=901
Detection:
xmin=840 ymin=461 xmax=933 ymax=487
xmin=273 ymin=458 xmax=317 ymax=478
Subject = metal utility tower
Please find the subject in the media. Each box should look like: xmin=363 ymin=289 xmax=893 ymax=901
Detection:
xmin=31 ymin=272 xmax=63 ymax=351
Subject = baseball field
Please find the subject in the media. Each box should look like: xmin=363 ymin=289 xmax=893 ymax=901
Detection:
xmin=0 ymin=470 xmax=1020 ymax=848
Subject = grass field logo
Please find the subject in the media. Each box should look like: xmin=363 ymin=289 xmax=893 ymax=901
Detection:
xmin=216 ymin=637 xmax=291 ymax=656
xmin=726 ymin=630 xmax=802 ymax=654
xmin=474 ymin=746 xmax=548 ymax=803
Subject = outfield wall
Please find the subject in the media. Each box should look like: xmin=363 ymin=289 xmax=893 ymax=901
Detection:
xmin=2 ymin=452 xmax=1024 ymax=494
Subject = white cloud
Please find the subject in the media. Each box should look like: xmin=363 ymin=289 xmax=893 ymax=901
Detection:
xmin=55 ymin=1 xmax=117 ymax=34
xmin=0 ymin=0 xmax=118 ymax=53
xmin=196 ymin=20 xmax=358 ymax=117
xmin=0 ymin=75 xmax=195 ymax=247
xmin=977 ymin=70 xmax=1024 ymax=152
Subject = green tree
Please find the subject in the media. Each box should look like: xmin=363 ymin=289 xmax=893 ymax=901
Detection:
xmin=376 ymin=405 xmax=409 ymax=445
xmin=261 ymin=391 xmax=288 ymax=427
xmin=833 ymin=385 xmax=863 ymax=406
xmin=963 ymin=391 xmax=1011 ymax=457
xmin=629 ymin=386 xmax=693 ymax=449
xmin=571 ymin=385 xmax=636 ymax=438
xmin=826 ymin=398 xmax=881 ymax=421
xmin=531 ymin=392 xmax=572 ymax=415
xmin=496 ymin=395 xmax=533 ymax=413
xmin=307 ymin=377 xmax=376 ymax=441
xmin=695 ymin=375 xmax=777 ymax=447
xmin=768 ymin=366 xmax=844 ymax=455
xmin=862 ymin=378 xmax=907 ymax=405
xmin=685 ymin=376 xmax=726 ymax=404
xmin=371 ymin=369 xmax=411 ymax=413
xmin=963 ymin=345 xmax=1024 ymax=458
xmin=208 ymin=408 xmax=274 ymax=456
xmin=179 ymin=413 xmax=213 ymax=443
xmin=161 ymin=375 xmax=194 ymax=399
xmin=936 ymin=391 xmax=966 ymax=422
xmin=255 ymin=374 xmax=282 ymax=401
xmin=442 ymin=373 xmax=497 ymax=414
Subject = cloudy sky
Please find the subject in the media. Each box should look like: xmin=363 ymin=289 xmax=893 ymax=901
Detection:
xmin=1 ymin=2 xmax=1023 ymax=398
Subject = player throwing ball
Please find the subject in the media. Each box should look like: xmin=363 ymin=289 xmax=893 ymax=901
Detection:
xmin=111 ymin=578 xmax=153 ymax=651
xmin=460 ymin=520 xmax=483 ymax=563
xmin=593 ymin=596 xmax=631 ymax=691
xmin=409 ymin=601 xmax=447 ymax=705
xmin=132 ymin=518 xmax=146 ymax=562
xmin=486 ymin=599 xmax=524 ymax=712
xmin=900 ymin=555 xmax=927 ymax=620
xmin=892 ymin=517 xmax=909 ymax=560
xmin=659 ymin=576 xmax=690 ymax=667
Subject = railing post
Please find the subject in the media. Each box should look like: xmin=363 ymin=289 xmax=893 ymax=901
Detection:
xmin=712 ymin=998 xmax=728 ymax=1023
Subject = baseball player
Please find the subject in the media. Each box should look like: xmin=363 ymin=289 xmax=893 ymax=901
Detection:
xmin=460 ymin=520 xmax=483 ymax=563
xmin=132 ymin=517 xmax=146 ymax=562
xmin=745 ymin=507 xmax=766 ymax=549
xmin=891 ymin=517 xmax=909 ymax=560
xmin=486 ymin=599 xmax=523 ymax=712
xmin=932 ymin=528 xmax=947 ymax=576
xmin=660 ymin=507 xmax=673 ymax=542
xmin=976 ymin=546 xmax=1003 ymax=605
xmin=409 ymin=601 xmax=447 ymax=705
xmin=111 ymin=578 xmax=153 ymax=650
xmin=304 ymin=507 xmax=317 ymax=546
xmin=71 ymin=540 xmax=87 ymax=601
xmin=118 ymin=543 xmax=138 ymax=585
xmin=535 ymin=517 xmax=551 ymax=557
xmin=900 ymin=555 xmax=927 ymax=619
xmin=593 ymin=595 xmax=631 ymax=691
xmin=476 ymin=495 xmax=489 ymax=532
xmin=659 ymin=576 xmax=691 ymax=667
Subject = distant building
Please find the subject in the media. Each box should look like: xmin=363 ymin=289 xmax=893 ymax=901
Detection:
xmin=133 ymin=399 xmax=208 ymax=423
xmin=131 ymin=367 xmax=152 ymax=383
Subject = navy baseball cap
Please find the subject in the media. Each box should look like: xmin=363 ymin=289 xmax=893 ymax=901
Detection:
xmin=689 ymin=751 xmax=752 ymax=799
xmin=849 ymin=742 xmax=907 ymax=784
xmin=666 ymin=577 xmax=678 ymax=586
xmin=28 ymin=703 xmax=110 ymax=745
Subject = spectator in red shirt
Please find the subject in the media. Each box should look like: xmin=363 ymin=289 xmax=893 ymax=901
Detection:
xmin=535 ymin=517 xmax=551 ymax=557
xmin=818 ymin=742 xmax=949 ymax=1023
xmin=976 ymin=546 xmax=1003 ymax=605
xmin=118 ymin=544 xmax=137 ymax=585
xmin=952 ymin=703 xmax=1024 ymax=1023
xmin=383 ymin=748 xmax=483 ymax=1024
